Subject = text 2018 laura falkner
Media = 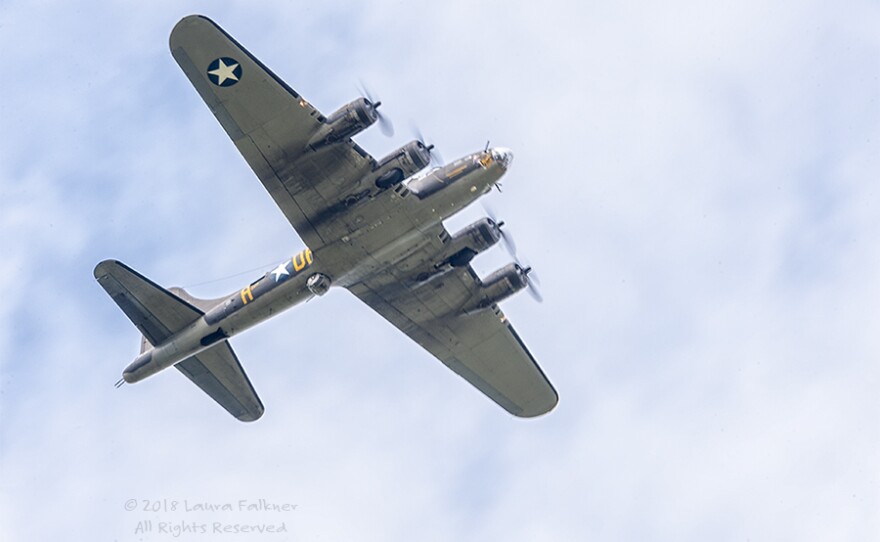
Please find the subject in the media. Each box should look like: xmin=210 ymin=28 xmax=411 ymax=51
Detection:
xmin=184 ymin=499 xmax=297 ymax=512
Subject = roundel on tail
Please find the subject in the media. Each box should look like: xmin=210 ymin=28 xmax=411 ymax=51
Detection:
xmin=207 ymin=57 xmax=242 ymax=87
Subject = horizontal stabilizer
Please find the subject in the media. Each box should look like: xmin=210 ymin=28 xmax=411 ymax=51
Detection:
xmin=176 ymin=341 xmax=264 ymax=422
xmin=95 ymin=260 xmax=263 ymax=422
xmin=94 ymin=260 xmax=203 ymax=345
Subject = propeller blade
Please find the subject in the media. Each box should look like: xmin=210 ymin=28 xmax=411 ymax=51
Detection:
xmin=521 ymin=264 xmax=543 ymax=303
xmin=524 ymin=266 xmax=541 ymax=287
xmin=483 ymin=203 xmax=542 ymax=303
xmin=483 ymin=202 xmax=499 ymax=222
xmin=377 ymin=113 xmax=394 ymax=137
xmin=358 ymin=81 xmax=394 ymax=137
xmin=428 ymin=145 xmax=443 ymax=167
xmin=527 ymin=280 xmax=544 ymax=303
xmin=413 ymin=126 xmax=443 ymax=166
xmin=356 ymin=80 xmax=377 ymax=103
xmin=483 ymin=202 xmax=517 ymax=257
xmin=501 ymin=229 xmax=516 ymax=256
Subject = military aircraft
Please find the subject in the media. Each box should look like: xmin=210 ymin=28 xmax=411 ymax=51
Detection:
xmin=94 ymin=15 xmax=558 ymax=422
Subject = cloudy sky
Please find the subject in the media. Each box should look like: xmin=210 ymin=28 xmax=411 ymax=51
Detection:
xmin=1 ymin=0 xmax=878 ymax=540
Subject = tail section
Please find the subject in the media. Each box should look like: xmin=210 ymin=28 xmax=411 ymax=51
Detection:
xmin=176 ymin=342 xmax=265 ymax=422
xmin=168 ymin=286 xmax=226 ymax=313
xmin=140 ymin=335 xmax=151 ymax=355
xmin=94 ymin=260 xmax=204 ymax=346
xmin=94 ymin=260 xmax=264 ymax=422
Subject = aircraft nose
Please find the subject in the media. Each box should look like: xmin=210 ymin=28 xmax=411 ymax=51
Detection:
xmin=492 ymin=147 xmax=514 ymax=170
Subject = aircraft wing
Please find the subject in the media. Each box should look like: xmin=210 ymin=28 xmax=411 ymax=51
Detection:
xmin=169 ymin=15 xmax=376 ymax=250
xmin=346 ymin=228 xmax=558 ymax=418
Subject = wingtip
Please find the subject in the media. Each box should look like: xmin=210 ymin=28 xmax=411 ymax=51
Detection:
xmin=174 ymin=14 xmax=214 ymax=27
xmin=512 ymin=390 xmax=559 ymax=419
xmin=170 ymin=14 xmax=217 ymax=50
xmin=237 ymin=408 xmax=265 ymax=423
xmin=94 ymin=259 xmax=121 ymax=280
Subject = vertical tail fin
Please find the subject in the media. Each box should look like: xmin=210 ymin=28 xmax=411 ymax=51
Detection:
xmin=139 ymin=335 xmax=152 ymax=355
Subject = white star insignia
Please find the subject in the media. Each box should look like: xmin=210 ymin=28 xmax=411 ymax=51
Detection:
xmin=209 ymin=59 xmax=240 ymax=85
xmin=271 ymin=262 xmax=290 ymax=282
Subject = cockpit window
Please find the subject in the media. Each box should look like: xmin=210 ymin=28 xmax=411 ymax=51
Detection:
xmin=490 ymin=148 xmax=513 ymax=169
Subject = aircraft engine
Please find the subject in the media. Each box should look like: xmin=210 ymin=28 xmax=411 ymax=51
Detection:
xmin=308 ymin=98 xmax=378 ymax=148
xmin=440 ymin=218 xmax=503 ymax=267
xmin=369 ymin=140 xmax=433 ymax=189
xmin=463 ymin=263 xmax=529 ymax=314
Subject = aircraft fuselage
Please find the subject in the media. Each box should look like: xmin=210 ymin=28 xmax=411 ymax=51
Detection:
xmin=122 ymin=148 xmax=510 ymax=383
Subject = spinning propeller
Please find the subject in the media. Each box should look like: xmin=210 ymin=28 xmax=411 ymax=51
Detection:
xmin=412 ymin=125 xmax=445 ymax=167
xmin=357 ymin=81 xmax=394 ymax=137
xmin=484 ymin=203 xmax=517 ymax=256
xmin=516 ymin=258 xmax=543 ymax=303
xmin=484 ymin=203 xmax=543 ymax=302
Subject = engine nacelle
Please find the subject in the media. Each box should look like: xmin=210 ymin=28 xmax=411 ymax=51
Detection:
xmin=441 ymin=218 xmax=503 ymax=268
xmin=413 ymin=218 xmax=503 ymax=283
xmin=308 ymin=98 xmax=378 ymax=148
xmin=367 ymin=140 xmax=433 ymax=189
xmin=463 ymin=263 xmax=529 ymax=314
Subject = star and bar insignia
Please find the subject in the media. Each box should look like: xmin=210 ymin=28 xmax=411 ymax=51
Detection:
xmin=207 ymin=57 xmax=242 ymax=87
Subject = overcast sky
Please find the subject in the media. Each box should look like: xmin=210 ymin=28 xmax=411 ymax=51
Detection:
xmin=1 ymin=1 xmax=878 ymax=540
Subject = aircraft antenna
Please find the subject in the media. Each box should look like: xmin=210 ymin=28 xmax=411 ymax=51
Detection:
xmin=114 ymin=378 xmax=125 ymax=389
xmin=179 ymin=260 xmax=284 ymax=289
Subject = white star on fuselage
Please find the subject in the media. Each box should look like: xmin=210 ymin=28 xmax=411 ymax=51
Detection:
xmin=209 ymin=59 xmax=239 ymax=85
xmin=271 ymin=263 xmax=290 ymax=282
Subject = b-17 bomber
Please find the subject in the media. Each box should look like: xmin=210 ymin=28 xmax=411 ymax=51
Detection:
xmin=95 ymin=15 xmax=558 ymax=421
